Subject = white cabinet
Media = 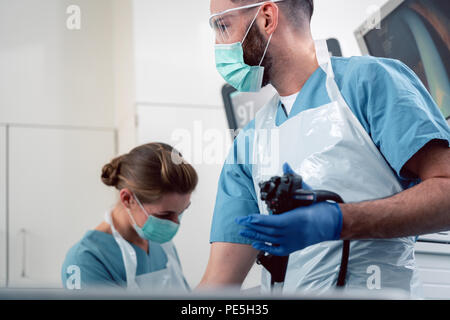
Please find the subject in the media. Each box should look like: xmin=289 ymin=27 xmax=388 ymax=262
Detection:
xmin=0 ymin=125 xmax=6 ymax=287
xmin=415 ymin=241 xmax=450 ymax=299
xmin=7 ymin=126 xmax=116 ymax=288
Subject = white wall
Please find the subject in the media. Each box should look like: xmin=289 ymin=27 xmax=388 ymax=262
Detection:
xmin=133 ymin=0 xmax=224 ymax=108
xmin=0 ymin=126 xmax=6 ymax=287
xmin=112 ymin=0 xmax=136 ymax=154
xmin=311 ymin=0 xmax=389 ymax=56
xmin=0 ymin=0 xmax=115 ymax=128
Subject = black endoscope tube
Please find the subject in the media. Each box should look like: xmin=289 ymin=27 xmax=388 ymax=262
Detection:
xmin=302 ymin=190 xmax=349 ymax=287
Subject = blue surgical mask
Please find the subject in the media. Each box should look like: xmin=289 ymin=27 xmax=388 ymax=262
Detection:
xmin=127 ymin=194 xmax=180 ymax=243
xmin=214 ymin=6 xmax=273 ymax=93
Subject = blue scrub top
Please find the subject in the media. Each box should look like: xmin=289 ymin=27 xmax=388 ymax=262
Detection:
xmin=61 ymin=230 xmax=168 ymax=289
xmin=210 ymin=56 xmax=450 ymax=245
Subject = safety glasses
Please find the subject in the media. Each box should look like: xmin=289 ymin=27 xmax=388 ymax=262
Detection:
xmin=133 ymin=193 xmax=189 ymax=223
xmin=209 ymin=0 xmax=284 ymax=43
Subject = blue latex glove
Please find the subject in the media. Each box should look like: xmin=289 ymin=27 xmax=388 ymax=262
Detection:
xmin=236 ymin=163 xmax=343 ymax=256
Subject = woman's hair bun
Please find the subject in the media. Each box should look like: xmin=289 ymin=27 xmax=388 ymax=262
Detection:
xmin=101 ymin=155 xmax=124 ymax=187
xmin=100 ymin=143 xmax=198 ymax=201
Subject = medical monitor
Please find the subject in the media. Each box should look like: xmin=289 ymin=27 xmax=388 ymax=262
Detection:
xmin=222 ymin=84 xmax=277 ymax=135
xmin=355 ymin=0 xmax=450 ymax=122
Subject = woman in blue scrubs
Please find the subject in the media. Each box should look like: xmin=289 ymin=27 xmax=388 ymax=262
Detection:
xmin=62 ymin=142 xmax=198 ymax=290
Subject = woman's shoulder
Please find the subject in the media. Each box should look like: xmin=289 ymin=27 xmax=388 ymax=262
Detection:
xmin=61 ymin=230 xmax=124 ymax=288
xmin=94 ymin=221 xmax=112 ymax=234
xmin=62 ymin=230 xmax=123 ymax=272
xmin=63 ymin=231 xmax=108 ymax=265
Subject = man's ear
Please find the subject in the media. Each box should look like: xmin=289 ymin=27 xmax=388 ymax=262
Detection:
xmin=259 ymin=2 xmax=279 ymax=36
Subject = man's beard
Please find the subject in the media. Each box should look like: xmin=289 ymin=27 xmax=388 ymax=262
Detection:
xmin=242 ymin=23 xmax=273 ymax=88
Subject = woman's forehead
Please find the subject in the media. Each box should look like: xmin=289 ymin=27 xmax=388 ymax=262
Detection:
xmin=146 ymin=193 xmax=191 ymax=209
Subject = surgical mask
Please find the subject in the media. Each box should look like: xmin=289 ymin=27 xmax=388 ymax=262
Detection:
xmin=214 ymin=5 xmax=274 ymax=93
xmin=127 ymin=194 xmax=180 ymax=243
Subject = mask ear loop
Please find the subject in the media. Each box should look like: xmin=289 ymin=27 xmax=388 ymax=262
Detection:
xmin=240 ymin=4 xmax=275 ymax=66
xmin=125 ymin=207 xmax=139 ymax=227
xmin=259 ymin=33 xmax=273 ymax=66
xmin=132 ymin=193 xmax=150 ymax=218
xmin=241 ymin=6 xmax=263 ymax=45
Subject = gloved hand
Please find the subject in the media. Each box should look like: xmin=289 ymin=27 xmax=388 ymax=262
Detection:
xmin=236 ymin=163 xmax=343 ymax=256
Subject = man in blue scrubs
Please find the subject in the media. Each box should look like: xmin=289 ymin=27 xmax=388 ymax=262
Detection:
xmin=200 ymin=0 xmax=450 ymax=291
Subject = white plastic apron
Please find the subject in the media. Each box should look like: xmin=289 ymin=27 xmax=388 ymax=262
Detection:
xmin=251 ymin=39 xmax=422 ymax=297
xmin=104 ymin=211 xmax=190 ymax=292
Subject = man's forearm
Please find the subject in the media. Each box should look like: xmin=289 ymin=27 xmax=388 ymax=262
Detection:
xmin=340 ymin=177 xmax=450 ymax=239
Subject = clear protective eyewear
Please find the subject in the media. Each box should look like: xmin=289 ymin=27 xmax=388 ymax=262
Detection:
xmin=209 ymin=0 xmax=284 ymax=44
xmin=133 ymin=193 xmax=189 ymax=224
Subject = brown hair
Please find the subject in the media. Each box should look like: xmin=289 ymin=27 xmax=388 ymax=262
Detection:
xmin=101 ymin=142 xmax=198 ymax=203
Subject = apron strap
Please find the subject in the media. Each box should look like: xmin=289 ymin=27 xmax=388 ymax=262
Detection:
xmin=315 ymin=39 xmax=334 ymax=77
xmin=105 ymin=212 xmax=189 ymax=291
xmin=161 ymin=241 xmax=190 ymax=291
xmin=314 ymin=39 xmax=349 ymax=108
xmin=105 ymin=211 xmax=139 ymax=290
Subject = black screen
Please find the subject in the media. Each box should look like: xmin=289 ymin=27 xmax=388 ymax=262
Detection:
xmin=364 ymin=0 xmax=450 ymax=119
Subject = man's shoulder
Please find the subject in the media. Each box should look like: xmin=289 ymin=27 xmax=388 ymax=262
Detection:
xmin=332 ymin=55 xmax=408 ymax=81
